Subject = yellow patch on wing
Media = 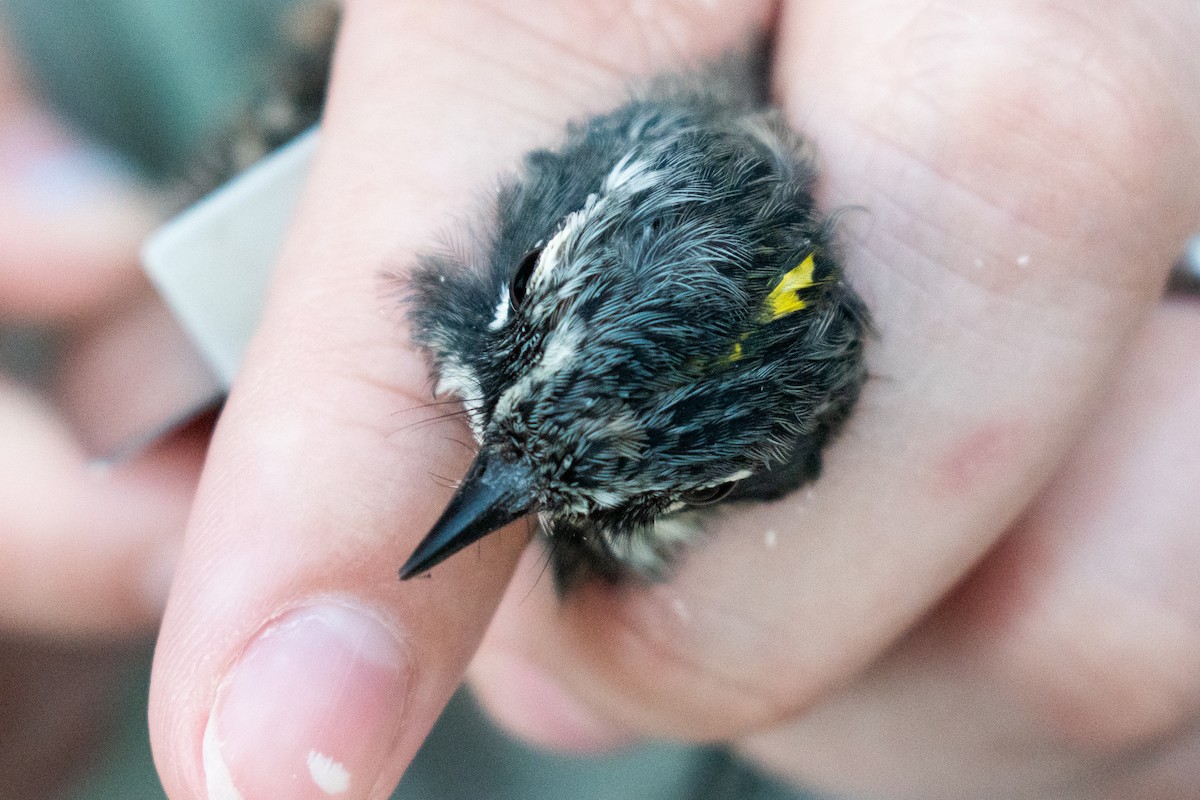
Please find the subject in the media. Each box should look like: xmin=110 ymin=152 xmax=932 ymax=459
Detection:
xmin=721 ymin=340 xmax=744 ymax=364
xmin=702 ymin=337 xmax=745 ymax=368
xmin=696 ymin=253 xmax=821 ymax=370
xmin=762 ymin=253 xmax=817 ymax=321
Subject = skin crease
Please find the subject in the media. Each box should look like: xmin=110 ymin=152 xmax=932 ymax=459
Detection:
xmin=143 ymin=2 xmax=1200 ymax=800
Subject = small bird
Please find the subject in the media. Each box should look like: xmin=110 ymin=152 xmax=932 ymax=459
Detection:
xmin=402 ymin=64 xmax=870 ymax=588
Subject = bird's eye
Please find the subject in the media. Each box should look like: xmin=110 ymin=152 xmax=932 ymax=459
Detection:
xmin=680 ymin=480 xmax=739 ymax=506
xmin=510 ymin=247 xmax=542 ymax=309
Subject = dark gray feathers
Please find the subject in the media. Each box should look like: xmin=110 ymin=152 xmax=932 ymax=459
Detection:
xmin=408 ymin=66 xmax=869 ymax=586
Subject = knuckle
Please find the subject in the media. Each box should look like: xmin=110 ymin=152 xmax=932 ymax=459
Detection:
xmin=575 ymin=585 xmax=817 ymax=739
xmin=998 ymin=583 xmax=1200 ymax=753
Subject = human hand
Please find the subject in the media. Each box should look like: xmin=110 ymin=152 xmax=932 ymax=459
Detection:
xmin=0 ymin=25 xmax=206 ymax=799
xmin=148 ymin=2 xmax=1200 ymax=799
xmin=0 ymin=25 xmax=202 ymax=637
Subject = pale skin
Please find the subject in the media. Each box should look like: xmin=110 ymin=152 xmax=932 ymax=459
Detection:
xmin=0 ymin=27 xmax=200 ymax=635
xmin=8 ymin=0 xmax=1198 ymax=798
xmin=0 ymin=21 xmax=204 ymax=798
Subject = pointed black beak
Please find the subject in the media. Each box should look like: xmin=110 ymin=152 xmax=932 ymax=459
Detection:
xmin=399 ymin=451 xmax=535 ymax=579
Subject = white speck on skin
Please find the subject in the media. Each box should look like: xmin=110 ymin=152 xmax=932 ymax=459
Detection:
xmin=307 ymin=750 xmax=352 ymax=796
xmin=763 ymin=529 xmax=778 ymax=549
xmin=1016 ymin=254 xmax=1030 ymax=267
xmin=973 ymin=257 xmax=984 ymax=269
xmin=671 ymin=597 xmax=691 ymax=623
xmin=202 ymin=715 xmax=245 ymax=800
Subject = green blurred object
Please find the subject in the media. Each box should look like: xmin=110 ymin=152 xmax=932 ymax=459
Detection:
xmin=1 ymin=0 xmax=302 ymax=176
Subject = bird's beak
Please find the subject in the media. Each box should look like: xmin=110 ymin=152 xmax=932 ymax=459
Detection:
xmin=399 ymin=451 xmax=535 ymax=579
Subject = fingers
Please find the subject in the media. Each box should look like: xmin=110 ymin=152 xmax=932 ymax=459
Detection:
xmin=53 ymin=284 xmax=223 ymax=458
xmin=737 ymin=297 xmax=1200 ymax=799
xmin=0 ymin=112 xmax=161 ymax=321
xmin=0 ymin=377 xmax=201 ymax=635
xmin=0 ymin=30 xmax=159 ymax=322
xmin=0 ymin=25 xmax=201 ymax=636
xmin=468 ymin=0 xmax=1200 ymax=745
xmin=147 ymin=2 xmax=778 ymax=798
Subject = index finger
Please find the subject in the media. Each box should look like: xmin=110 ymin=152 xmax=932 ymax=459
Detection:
xmin=147 ymin=2 xmax=776 ymax=798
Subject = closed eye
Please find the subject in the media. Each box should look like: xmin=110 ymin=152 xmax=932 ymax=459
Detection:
xmin=680 ymin=480 xmax=738 ymax=506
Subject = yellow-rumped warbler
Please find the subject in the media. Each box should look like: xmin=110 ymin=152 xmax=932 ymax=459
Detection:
xmin=403 ymin=60 xmax=870 ymax=588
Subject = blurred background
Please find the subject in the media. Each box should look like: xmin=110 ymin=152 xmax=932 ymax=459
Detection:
xmin=3 ymin=0 xmax=300 ymax=178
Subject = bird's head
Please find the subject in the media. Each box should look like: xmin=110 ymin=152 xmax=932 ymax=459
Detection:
xmin=403 ymin=102 xmax=867 ymax=580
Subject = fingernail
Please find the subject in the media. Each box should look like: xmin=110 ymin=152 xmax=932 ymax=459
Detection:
xmin=204 ymin=602 xmax=409 ymax=800
xmin=472 ymin=651 xmax=633 ymax=754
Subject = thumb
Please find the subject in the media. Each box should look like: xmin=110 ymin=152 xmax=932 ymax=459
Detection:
xmin=147 ymin=2 xmax=774 ymax=798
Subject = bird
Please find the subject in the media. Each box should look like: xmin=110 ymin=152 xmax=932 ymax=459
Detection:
xmin=402 ymin=61 xmax=870 ymax=589
xmin=175 ymin=8 xmax=869 ymax=587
